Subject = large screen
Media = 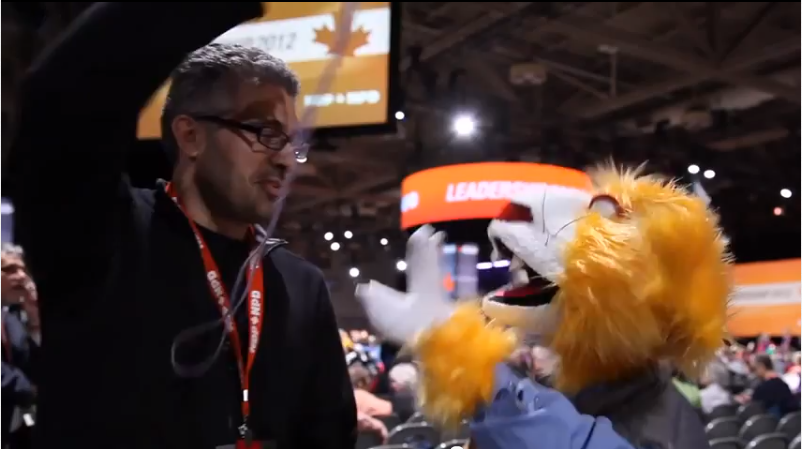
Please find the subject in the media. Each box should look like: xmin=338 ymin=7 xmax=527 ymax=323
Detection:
xmin=137 ymin=2 xmax=395 ymax=139
xmin=400 ymin=162 xmax=592 ymax=229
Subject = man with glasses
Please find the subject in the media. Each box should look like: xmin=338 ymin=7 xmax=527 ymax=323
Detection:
xmin=9 ymin=3 xmax=355 ymax=448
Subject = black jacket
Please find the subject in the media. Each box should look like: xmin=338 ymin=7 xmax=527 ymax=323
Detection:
xmin=9 ymin=3 xmax=356 ymax=448
xmin=2 ymin=311 xmax=39 ymax=440
xmin=572 ymin=365 xmax=709 ymax=449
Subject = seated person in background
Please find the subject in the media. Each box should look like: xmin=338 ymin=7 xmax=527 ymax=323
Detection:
xmin=339 ymin=329 xmax=354 ymax=352
xmin=350 ymin=329 xmax=368 ymax=352
xmin=719 ymin=346 xmax=750 ymax=394
xmin=351 ymin=364 xmax=393 ymax=417
xmin=2 ymin=245 xmax=41 ymax=449
xmin=356 ymin=411 xmax=388 ymax=442
xmin=346 ymin=345 xmax=384 ymax=391
xmin=720 ymin=346 xmax=750 ymax=376
xmin=387 ymin=363 xmax=418 ymax=422
xmin=699 ymin=362 xmax=734 ymax=415
xmin=782 ymin=352 xmax=801 ymax=393
xmin=756 ymin=333 xmax=771 ymax=354
xmin=348 ymin=355 xmax=390 ymax=441
xmin=738 ymin=354 xmax=799 ymax=418
xmin=364 ymin=334 xmax=382 ymax=361
xmin=672 ymin=371 xmax=701 ymax=409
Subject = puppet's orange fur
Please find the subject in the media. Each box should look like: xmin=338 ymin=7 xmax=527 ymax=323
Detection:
xmin=550 ymin=166 xmax=732 ymax=392
xmin=411 ymin=165 xmax=732 ymax=426
xmin=414 ymin=302 xmax=517 ymax=427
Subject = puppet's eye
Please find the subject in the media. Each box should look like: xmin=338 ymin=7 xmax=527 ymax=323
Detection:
xmin=589 ymin=194 xmax=625 ymax=218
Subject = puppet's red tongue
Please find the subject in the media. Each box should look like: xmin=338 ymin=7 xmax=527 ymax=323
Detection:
xmin=499 ymin=284 xmax=540 ymax=298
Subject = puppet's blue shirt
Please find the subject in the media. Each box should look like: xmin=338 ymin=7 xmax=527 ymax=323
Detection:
xmin=468 ymin=364 xmax=636 ymax=449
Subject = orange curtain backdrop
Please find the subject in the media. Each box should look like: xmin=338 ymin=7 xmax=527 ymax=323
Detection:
xmin=727 ymin=259 xmax=801 ymax=337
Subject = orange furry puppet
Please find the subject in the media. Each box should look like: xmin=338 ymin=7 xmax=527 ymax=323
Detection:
xmin=358 ymin=165 xmax=732 ymax=449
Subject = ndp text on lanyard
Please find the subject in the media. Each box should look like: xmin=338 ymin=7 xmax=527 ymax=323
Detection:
xmin=166 ymin=183 xmax=264 ymax=447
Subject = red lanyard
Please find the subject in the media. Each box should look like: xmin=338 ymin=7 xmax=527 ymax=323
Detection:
xmin=165 ymin=183 xmax=264 ymax=436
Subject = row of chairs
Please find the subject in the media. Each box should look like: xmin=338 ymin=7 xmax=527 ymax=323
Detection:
xmin=362 ymin=401 xmax=800 ymax=449
xmin=357 ymin=412 xmax=470 ymax=449
xmin=706 ymin=412 xmax=801 ymax=442
xmin=374 ymin=422 xmax=469 ymax=448
xmin=710 ymin=433 xmax=800 ymax=449
xmin=707 ymin=403 xmax=778 ymax=425
xmin=369 ymin=439 xmax=468 ymax=449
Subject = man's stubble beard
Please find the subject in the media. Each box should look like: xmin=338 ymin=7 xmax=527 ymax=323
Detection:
xmin=194 ymin=148 xmax=272 ymax=227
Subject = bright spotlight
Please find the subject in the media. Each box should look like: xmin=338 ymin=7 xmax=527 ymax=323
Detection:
xmin=395 ymin=111 xmax=405 ymax=120
xmin=703 ymin=169 xmax=715 ymax=179
xmin=774 ymin=207 xmax=784 ymax=216
xmin=344 ymin=230 xmax=353 ymax=239
xmin=349 ymin=267 xmax=360 ymax=278
xmin=687 ymin=164 xmax=700 ymax=175
xmin=296 ymin=155 xmax=308 ymax=164
xmin=324 ymin=232 xmax=334 ymax=241
xmin=396 ymin=260 xmax=407 ymax=272
xmin=330 ymin=242 xmax=341 ymax=251
xmin=453 ymin=115 xmax=476 ymax=137
xmin=780 ymin=188 xmax=792 ymax=199
xmin=379 ymin=238 xmax=388 ymax=246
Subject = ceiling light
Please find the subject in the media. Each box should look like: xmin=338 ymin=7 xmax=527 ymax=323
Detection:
xmin=330 ymin=242 xmax=341 ymax=251
xmin=349 ymin=267 xmax=360 ymax=278
xmin=703 ymin=169 xmax=715 ymax=179
xmin=687 ymin=164 xmax=700 ymax=175
xmin=396 ymin=260 xmax=407 ymax=272
xmin=379 ymin=238 xmax=388 ymax=246
xmin=344 ymin=230 xmax=353 ymax=239
xmin=324 ymin=232 xmax=334 ymax=241
xmin=780 ymin=188 xmax=792 ymax=199
xmin=453 ymin=114 xmax=476 ymax=137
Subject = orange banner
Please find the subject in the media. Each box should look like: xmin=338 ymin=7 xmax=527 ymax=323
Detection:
xmin=727 ymin=259 xmax=801 ymax=337
xmin=399 ymin=162 xmax=592 ymax=229
xmin=137 ymin=2 xmax=392 ymax=139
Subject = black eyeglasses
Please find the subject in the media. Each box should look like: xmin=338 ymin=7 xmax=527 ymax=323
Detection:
xmin=194 ymin=115 xmax=308 ymax=161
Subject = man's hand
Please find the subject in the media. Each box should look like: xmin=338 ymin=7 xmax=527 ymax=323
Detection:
xmin=357 ymin=412 xmax=388 ymax=442
xmin=21 ymin=282 xmax=40 ymax=331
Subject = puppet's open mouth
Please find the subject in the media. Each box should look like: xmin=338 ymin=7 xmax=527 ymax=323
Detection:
xmin=489 ymin=239 xmax=558 ymax=307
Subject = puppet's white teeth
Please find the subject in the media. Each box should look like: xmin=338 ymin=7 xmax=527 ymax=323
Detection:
xmin=512 ymin=268 xmax=529 ymax=287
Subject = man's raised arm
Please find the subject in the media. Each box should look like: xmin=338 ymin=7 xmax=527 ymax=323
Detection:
xmin=8 ymin=3 xmax=264 ymax=305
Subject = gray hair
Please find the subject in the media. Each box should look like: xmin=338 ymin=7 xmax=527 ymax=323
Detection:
xmin=389 ymin=363 xmax=419 ymax=390
xmin=1 ymin=243 xmax=24 ymax=258
xmin=703 ymin=360 xmax=732 ymax=387
xmin=160 ymin=43 xmax=300 ymax=164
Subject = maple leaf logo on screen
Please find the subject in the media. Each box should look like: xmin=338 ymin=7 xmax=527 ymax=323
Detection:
xmin=313 ymin=10 xmax=371 ymax=57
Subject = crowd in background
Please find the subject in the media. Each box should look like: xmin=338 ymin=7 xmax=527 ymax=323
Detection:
xmin=344 ymin=325 xmax=802 ymax=446
xmin=679 ymin=340 xmax=801 ymax=418
xmin=2 ymin=242 xmax=801 ymax=448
